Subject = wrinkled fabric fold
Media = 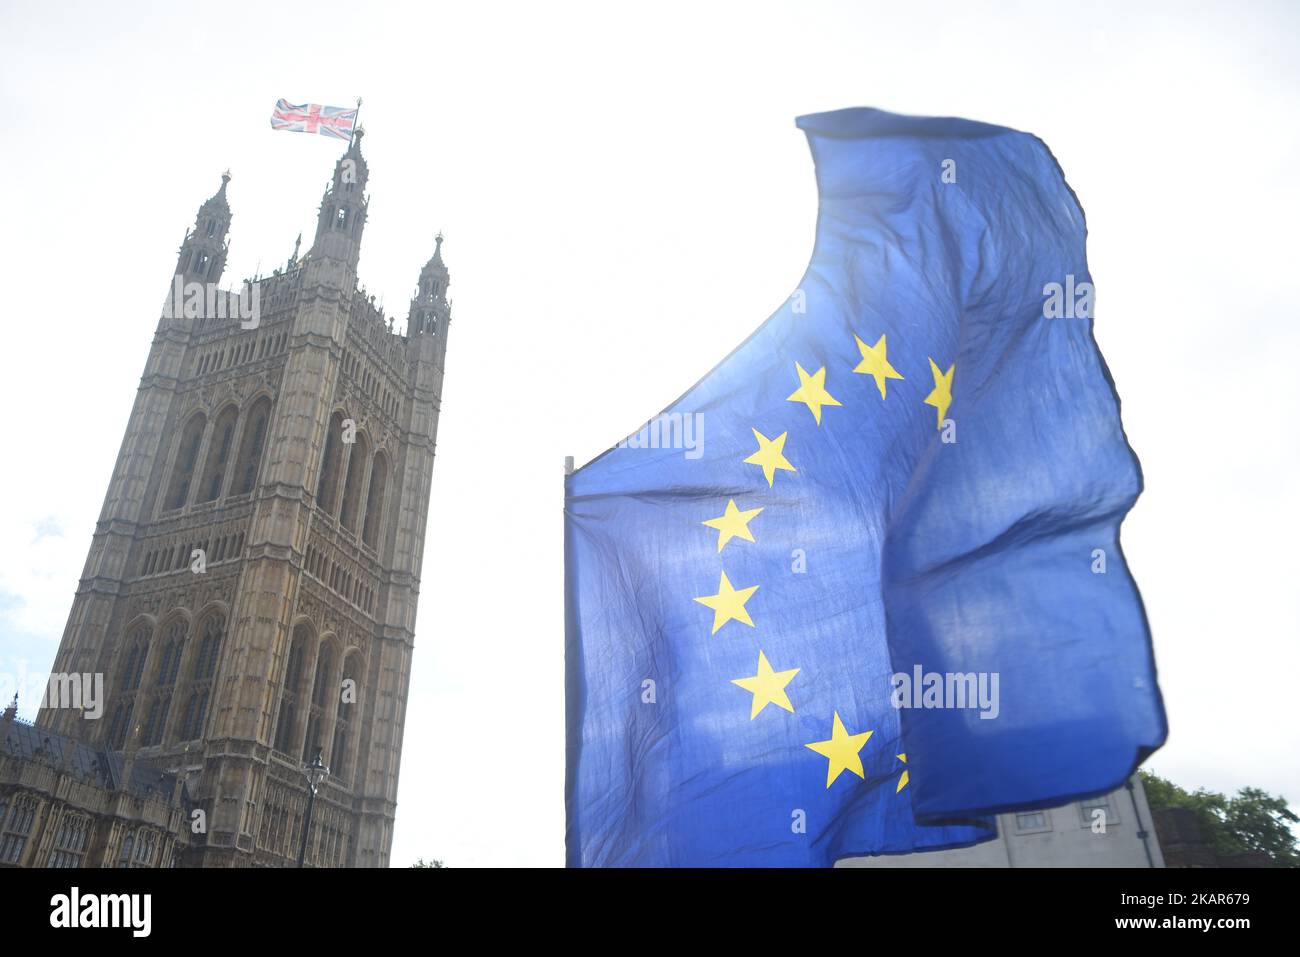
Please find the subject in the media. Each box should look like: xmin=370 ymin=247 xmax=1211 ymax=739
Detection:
xmin=565 ymin=107 xmax=1165 ymax=867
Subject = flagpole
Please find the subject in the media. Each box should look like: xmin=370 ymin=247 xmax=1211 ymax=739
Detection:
xmin=350 ymin=97 xmax=363 ymax=149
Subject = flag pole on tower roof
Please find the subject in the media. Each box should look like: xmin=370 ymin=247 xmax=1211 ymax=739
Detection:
xmin=350 ymin=97 xmax=363 ymax=150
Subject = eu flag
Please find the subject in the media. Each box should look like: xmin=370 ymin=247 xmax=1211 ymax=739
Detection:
xmin=565 ymin=108 xmax=1167 ymax=867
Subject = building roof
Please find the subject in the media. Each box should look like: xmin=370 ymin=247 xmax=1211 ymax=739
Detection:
xmin=1 ymin=716 xmax=191 ymax=806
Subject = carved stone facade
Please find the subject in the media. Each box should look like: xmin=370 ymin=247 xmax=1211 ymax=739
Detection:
xmin=28 ymin=131 xmax=451 ymax=867
xmin=1 ymin=699 xmax=191 ymax=869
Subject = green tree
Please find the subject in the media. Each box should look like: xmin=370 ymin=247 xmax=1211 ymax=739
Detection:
xmin=411 ymin=857 xmax=445 ymax=868
xmin=1141 ymin=770 xmax=1299 ymax=867
xmin=1223 ymin=787 xmax=1300 ymax=866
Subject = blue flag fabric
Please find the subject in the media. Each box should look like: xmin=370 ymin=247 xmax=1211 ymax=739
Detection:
xmin=565 ymin=108 xmax=1166 ymax=867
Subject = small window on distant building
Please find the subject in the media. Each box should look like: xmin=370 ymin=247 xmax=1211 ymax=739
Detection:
xmin=1013 ymin=810 xmax=1051 ymax=834
xmin=47 ymin=813 xmax=90 ymax=868
xmin=135 ymin=829 xmax=157 ymax=866
xmin=0 ymin=795 xmax=38 ymax=864
xmin=1079 ymin=794 xmax=1117 ymax=827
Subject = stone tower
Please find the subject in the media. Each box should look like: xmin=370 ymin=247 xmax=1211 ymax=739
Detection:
xmin=37 ymin=131 xmax=451 ymax=867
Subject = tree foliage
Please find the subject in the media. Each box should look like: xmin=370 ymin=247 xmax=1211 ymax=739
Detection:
xmin=1141 ymin=770 xmax=1299 ymax=867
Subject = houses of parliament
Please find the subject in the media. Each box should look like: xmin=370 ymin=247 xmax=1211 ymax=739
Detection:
xmin=0 ymin=131 xmax=450 ymax=867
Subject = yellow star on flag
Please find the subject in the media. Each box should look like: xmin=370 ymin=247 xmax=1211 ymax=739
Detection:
xmin=852 ymin=333 xmax=904 ymax=399
xmin=731 ymin=650 xmax=800 ymax=719
xmin=693 ymin=571 xmax=759 ymax=635
xmin=923 ymin=357 xmax=954 ymax=429
xmin=786 ymin=362 xmax=841 ymax=424
xmin=805 ymin=711 xmax=873 ymax=788
xmin=702 ymin=499 xmax=763 ymax=552
xmin=743 ymin=428 xmax=796 ymax=487
xmin=896 ymin=753 xmax=909 ymax=793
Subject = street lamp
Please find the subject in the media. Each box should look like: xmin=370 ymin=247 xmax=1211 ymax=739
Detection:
xmin=296 ymin=746 xmax=329 ymax=868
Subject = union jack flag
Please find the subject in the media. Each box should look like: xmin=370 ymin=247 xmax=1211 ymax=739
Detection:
xmin=270 ymin=99 xmax=358 ymax=140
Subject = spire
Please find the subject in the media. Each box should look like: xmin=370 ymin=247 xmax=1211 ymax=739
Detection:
xmin=425 ymin=232 xmax=448 ymax=282
xmin=1 ymin=693 xmax=16 ymax=744
xmin=176 ymin=171 xmax=232 ymax=282
xmin=308 ymin=131 xmax=369 ymax=272
xmin=408 ymin=233 xmax=451 ymax=336
xmin=210 ymin=170 xmax=231 ymax=208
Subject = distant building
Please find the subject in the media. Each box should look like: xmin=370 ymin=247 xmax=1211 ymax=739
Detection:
xmin=8 ymin=130 xmax=451 ymax=868
xmin=839 ymin=775 xmax=1164 ymax=867
xmin=1 ymin=697 xmax=190 ymax=868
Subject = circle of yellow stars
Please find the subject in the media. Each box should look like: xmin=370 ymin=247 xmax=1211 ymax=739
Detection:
xmin=692 ymin=328 xmax=954 ymax=790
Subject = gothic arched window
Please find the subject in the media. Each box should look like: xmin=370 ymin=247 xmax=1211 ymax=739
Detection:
xmin=142 ymin=618 xmax=186 ymax=746
xmin=106 ymin=700 xmax=133 ymax=750
xmin=272 ymin=625 xmax=311 ymax=756
xmin=231 ymin=396 xmax=272 ymax=496
xmin=303 ymin=644 xmax=335 ymax=762
xmin=338 ymin=433 xmax=370 ymax=532
xmin=331 ymin=652 xmax=362 ymax=784
xmin=193 ymin=614 xmax=224 ymax=681
xmin=108 ymin=621 xmax=151 ymax=749
xmin=141 ymin=695 xmax=168 ymax=747
xmin=196 ymin=405 xmax=239 ymax=503
xmin=361 ymin=452 xmax=388 ymax=549
xmin=180 ymin=613 xmax=225 ymax=742
xmin=120 ymin=624 xmax=150 ymax=692
xmin=316 ymin=411 xmax=347 ymax=515
xmin=179 ymin=691 xmax=208 ymax=745
xmin=164 ymin=413 xmax=207 ymax=510
xmin=156 ymin=619 xmax=187 ymax=688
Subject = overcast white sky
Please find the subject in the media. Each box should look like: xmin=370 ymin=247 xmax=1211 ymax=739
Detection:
xmin=1 ymin=0 xmax=1297 ymax=867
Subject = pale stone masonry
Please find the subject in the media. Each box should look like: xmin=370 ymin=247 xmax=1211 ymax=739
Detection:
xmin=24 ymin=130 xmax=450 ymax=867
xmin=839 ymin=775 xmax=1165 ymax=868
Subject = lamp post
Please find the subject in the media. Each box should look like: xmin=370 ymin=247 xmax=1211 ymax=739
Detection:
xmin=296 ymin=747 xmax=329 ymax=868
